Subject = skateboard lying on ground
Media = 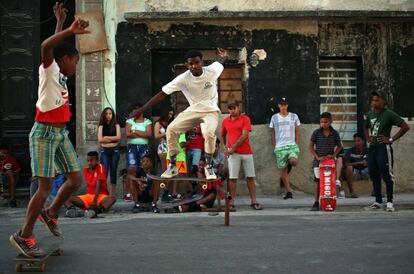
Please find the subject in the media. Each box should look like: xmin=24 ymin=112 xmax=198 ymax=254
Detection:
xmin=160 ymin=195 xmax=203 ymax=210
xmin=319 ymin=159 xmax=337 ymax=211
xmin=14 ymin=236 xmax=64 ymax=272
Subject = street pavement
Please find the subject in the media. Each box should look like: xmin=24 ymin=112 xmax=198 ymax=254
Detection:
xmin=0 ymin=194 xmax=414 ymax=274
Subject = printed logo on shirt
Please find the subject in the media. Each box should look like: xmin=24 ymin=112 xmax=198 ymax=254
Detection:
xmin=3 ymin=163 xmax=12 ymax=170
xmin=370 ymin=118 xmax=380 ymax=136
xmin=204 ymin=82 xmax=213 ymax=89
xmin=59 ymin=75 xmax=67 ymax=88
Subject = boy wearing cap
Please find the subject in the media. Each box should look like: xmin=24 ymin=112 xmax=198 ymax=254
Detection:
xmin=364 ymin=91 xmax=409 ymax=212
xmin=269 ymin=97 xmax=300 ymax=199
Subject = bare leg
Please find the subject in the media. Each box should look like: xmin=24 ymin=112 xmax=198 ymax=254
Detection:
xmin=6 ymin=171 xmax=17 ymax=200
xmin=100 ymin=196 xmax=116 ymax=211
xmin=151 ymin=181 xmax=160 ymax=203
xmin=21 ymin=177 xmax=53 ymax=237
xmin=314 ymin=182 xmax=320 ymax=202
xmin=346 ymin=166 xmax=355 ymax=194
xmin=228 ymin=179 xmax=237 ymax=206
xmin=109 ymin=184 xmax=117 ymax=198
xmin=64 ymin=196 xmax=85 ymax=209
xmin=246 ymin=177 xmax=258 ymax=204
xmin=281 ymin=168 xmax=292 ymax=193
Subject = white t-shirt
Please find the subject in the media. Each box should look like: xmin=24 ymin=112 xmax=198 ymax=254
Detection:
xmin=162 ymin=62 xmax=224 ymax=112
xmin=269 ymin=112 xmax=301 ymax=148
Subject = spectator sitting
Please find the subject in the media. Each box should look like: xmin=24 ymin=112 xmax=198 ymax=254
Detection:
xmin=308 ymin=112 xmax=343 ymax=211
xmin=341 ymin=133 xmax=369 ymax=198
xmin=186 ymin=125 xmax=204 ymax=176
xmin=166 ymin=133 xmax=188 ymax=200
xmin=0 ymin=144 xmax=21 ymax=207
xmin=64 ymin=151 xmax=116 ymax=218
xmin=128 ymin=155 xmax=161 ymax=213
xmin=212 ymin=139 xmax=227 ymax=181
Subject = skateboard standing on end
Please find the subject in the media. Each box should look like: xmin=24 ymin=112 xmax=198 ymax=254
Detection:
xmin=13 ymin=236 xmax=63 ymax=272
xmin=319 ymin=159 xmax=337 ymax=211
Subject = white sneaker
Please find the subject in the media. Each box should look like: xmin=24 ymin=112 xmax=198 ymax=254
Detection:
xmin=204 ymin=165 xmax=217 ymax=180
xmin=336 ymin=180 xmax=342 ymax=187
xmin=161 ymin=164 xmax=179 ymax=178
xmin=386 ymin=202 xmax=395 ymax=212
xmin=338 ymin=190 xmax=345 ymax=199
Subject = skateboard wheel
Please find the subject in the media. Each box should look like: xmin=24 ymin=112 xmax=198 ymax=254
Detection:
xmin=40 ymin=263 xmax=46 ymax=272
xmin=15 ymin=264 xmax=23 ymax=272
xmin=202 ymin=184 xmax=207 ymax=190
xmin=160 ymin=183 xmax=166 ymax=189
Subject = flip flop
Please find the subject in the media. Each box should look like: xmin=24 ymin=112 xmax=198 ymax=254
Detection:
xmin=250 ymin=203 xmax=263 ymax=210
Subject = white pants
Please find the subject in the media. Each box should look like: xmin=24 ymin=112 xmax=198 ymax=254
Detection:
xmin=228 ymin=153 xmax=256 ymax=179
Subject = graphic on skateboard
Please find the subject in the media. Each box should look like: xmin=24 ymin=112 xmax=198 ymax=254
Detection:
xmin=160 ymin=195 xmax=203 ymax=210
xmin=13 ymin=236 xmax=64 ymax=272
xmin=319 ymin=159 xmax=337 ymax=211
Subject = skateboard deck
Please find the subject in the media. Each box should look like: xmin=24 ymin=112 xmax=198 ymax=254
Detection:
xmin=147 ymin=174 xmax=213 ymax=190
xmin=14 ymin=236 xmax=64 ymax=272
xmin=160 ymin=195 xmax=203 ymax=210
xmin=319 ymin=159 xmax=337 ymax=211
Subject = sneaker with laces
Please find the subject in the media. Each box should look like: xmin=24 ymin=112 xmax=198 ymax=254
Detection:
xmin=65 ymin=206 xmax=84 ymax=218
xmin=368 ymin=202 xmax=382 ymax=210
xmin=84 ymin=209 xmax=97 ymax=218
xmin=338 ymin=190 xmax=345 ymax=199
xmin=283 ymin=192 xmax=293 ymax=200
xmin=336 ymin=180 xmax=342 ymax=187
xmin=386 ymin=202 xmax=395 ymax=212
xmin=38 ymin=208 xmax=62 ymax=237
xmin=151 ymin=203 xmax=160 ymax=213
xmin=131 ymin=204 xmax=141 ymax=213
xmin=161 ymin=164 xmax=179 ymax=178
xmin=349 ymin=192 xmax=358 ymax=198
xmin=204 ymin=164 xmax=217 ymax=180
xmin=124 ymin=193 xmax=133 ymax=202
xmin=9 ymin=231 xmax=46 ymax=258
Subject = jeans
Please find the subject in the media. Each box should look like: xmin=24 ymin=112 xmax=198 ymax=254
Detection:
xmin=100 ymin=147 xmax=120 ymax=185
xmin=187 ymin=148 xmax=202 ymax=167
xmin=368 ymin=144 xmax=394 ymax=203
xmin=127 ymin=144 xmax=149 ymax=168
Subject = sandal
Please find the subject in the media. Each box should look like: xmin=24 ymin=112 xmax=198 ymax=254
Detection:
xmin=229 ymin=204 xmax=236 ymax=212
xmin=250 ymin=203 xmax=263 ymax=210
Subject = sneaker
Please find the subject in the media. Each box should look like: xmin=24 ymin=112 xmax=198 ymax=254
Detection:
xmin=151 ymin=203 xmax=160 ymax=213
xmin=161 ymin=164 xmax=179 ymax=178
xmin=38 ymin=208 xmax=62 ymax=237
xmin=164 ymin=207 xmax=180 ymax=214
xmin=84 ymin=209 xmax=97 ymax=218
xmin=170 ymin=193 xmax=182 ymax=201
xmin=65 ymin=206 xmax=84 ymax=218
xmin=386 ymin=202 xmax=395 ymax=212
xmin=131 ymin=204 xmax=141 ymax=213
xmin=338 ymin=190 xmax=346 ymax=199
xmin=336 ymin=180 xmax=342 ymax=187
xmin=124 ymin=193 xmax=133 ymax=202
xmin=161 ymin=191 xmax=170 ymax=202
xmin=204 ymin=164 xmax=217 ymax=180
xmin=9 ymin=231 xmax=46 ymax=258
xmin=368 ymin=202 xmax=382 ymax=210
xmin=283 ymin=192 xmax=293 ymax=200
xmin=9 ymin=199 xmax=17 ymax=208
xmin=310 ymin=202 xmax=320 ymax=211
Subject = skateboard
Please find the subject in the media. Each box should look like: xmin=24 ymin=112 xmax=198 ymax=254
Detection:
xmin=319 ymin=159 xmax=337 ymax=211
xmin=147 ymin=174 xmax=214 ymax=190
xmin=13 ymin=236 xmax=64 ymax=272
xmin=160 ymin=195 xmax=202 ymax=210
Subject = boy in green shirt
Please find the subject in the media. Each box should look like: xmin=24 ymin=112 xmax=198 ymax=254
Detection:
xmin=364 ymin=91 xmax=410 ymax=212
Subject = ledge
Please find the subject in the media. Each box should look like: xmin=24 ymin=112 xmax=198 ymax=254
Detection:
xmin=125 ymin=10 xmax=414 ymax=22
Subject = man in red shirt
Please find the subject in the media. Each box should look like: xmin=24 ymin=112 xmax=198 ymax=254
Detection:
xmin=0 ymin=144 xmax=21 ymax=207
xmin=221 ymin=102 xmax=262 ymax=210
xmin=186 ymin=125 xmax=205 ymax=176
xmin=64 ymin=151 xmax=116 ymax=218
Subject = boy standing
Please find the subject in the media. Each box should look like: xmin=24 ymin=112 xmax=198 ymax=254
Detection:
xmin=269 ymin=97 xmax=300 ymax=199
xmin=308 ymin=112 xmax=343 ymax=211
xmin=131 ymin=49 xmax=228 ymax=180
xmin=9 ymin=4 xmax=89 ymax=257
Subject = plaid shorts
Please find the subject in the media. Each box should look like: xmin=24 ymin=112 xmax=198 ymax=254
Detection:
xmin=274 ymin=144 xmax=300 ymax=169
xmin=29 ymin=122 xmax=81 ymax=178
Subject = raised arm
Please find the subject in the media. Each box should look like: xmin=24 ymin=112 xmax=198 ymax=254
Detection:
xmin=53 ymin=2 xmax=68 ymax=33
xmin=130 ymin=92 xmax=167 ymax=118
xmin=217 ymin=48 xmax=229 ymax=64
xmin=42 ymin=18 xmax=89 ymax=67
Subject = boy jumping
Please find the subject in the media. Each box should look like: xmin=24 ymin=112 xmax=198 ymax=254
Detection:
xmin=9 ymin=3 xmax=89 ymax=257
xmin=131 ymin=48 xmax=228 ymax=180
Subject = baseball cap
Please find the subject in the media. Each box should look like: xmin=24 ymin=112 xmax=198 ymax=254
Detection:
xmin=277 ymin=97 xmax=288 ymax=105
xmin=227 ymin=101 xmax=239 ymax=108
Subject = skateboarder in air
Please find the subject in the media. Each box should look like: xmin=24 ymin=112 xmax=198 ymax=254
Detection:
xmin=9 ymin=3 xmax=89 ymax=257
xmin=308 ymin=112 xmax=343 ymax=211
xmin=131 ymin=48 xmax=229 ymax=180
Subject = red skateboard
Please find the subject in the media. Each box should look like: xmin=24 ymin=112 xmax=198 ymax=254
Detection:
xmin=319 ymin=159 xmax=337 ymax=211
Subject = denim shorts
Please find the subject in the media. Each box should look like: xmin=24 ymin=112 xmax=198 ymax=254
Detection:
xmin=187 ymin=148 xmax=202 ymax=166
xmin=127 ymin=144 xmax=149 ymax=168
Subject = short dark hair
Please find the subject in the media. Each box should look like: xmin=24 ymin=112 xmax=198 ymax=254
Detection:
xmin=53 ymin=41 xmax=79 ymax=61
xmin=184 ymin=50 xmax=203 ymax=60
xmin=320 ymin=112 xmax=332 ymax=119
xmin=353 ymin=133 xmax=364 ymax=139
xmin=142 ymin=154 xmax=153 ymax=163
xmin=87 ymin=151 xmax=99 ymax=159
